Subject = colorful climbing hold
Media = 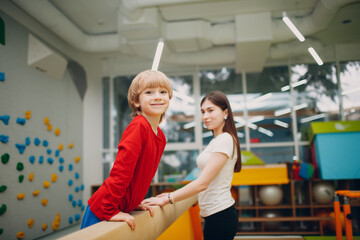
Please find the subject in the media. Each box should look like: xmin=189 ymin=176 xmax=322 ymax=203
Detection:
xmin=75 ymin=186 xmax=79 ymax=192
xmin=39 ymin=156 xmax=44 ymax=164
xmin=18 ymin=175 xmax=24 ymax=183
xmin=34 ymin=137 xmax=41 ymax=146
xmin=68 ymin=179 xmax=73 ymax=186
xmin=25 ymin=111 xmax=31 ymax=119
xmin=0 ymin=185 xmax=7 ymax=192
xmin=25 ymin=137 xmax=31 ymax=145
xmin=68 ymin=164 xmax=73 ymax=171
xmin=1 ymin=153 xmax=9 ymax=164
xmin=55 ymin=149 xmax=60 ymax=157
xmin=27 ymin=219 xmax=34 ymax=228
xmin=41 ymin=199 xmax=48 ymax=206
xmin=80 ymin=184 xmax=84 ymax=191
xmin=17 ymin=193 xmax=25 ymax=200
xmin=29 ymin=172 xmax=34 ymax=182
xmin=43 ymin=181 xmax=50 ymax=188
xmin=72 ymin=200 xmax=76 ymax=207
xmin=58 ymin=144 xmax=64 ymax=151
xmin=15 ymin=144 xmax=26 ymax=154
xmin=16 ymin=231 xmax=24 ymax=239
xmin=0 ymin=204 xmax=7 ymax=215
xmin=75 ymin=214 xmax=80 ymax=221
xmin=74 ymin=157 xmax=81 ymax=163
xmin=77 ymin=199 xmax=82 ymax=207
xmin=47 ymin=124 xmax=53 ymax=131
xmin=52 ymin=213 xmax=61 ymax=230
xmin=0 ymin=72 xmax=4 ymax=82
xmin=29 ymin=156 xmax=35 ymax=164
xmin=0 ymin=115 xmax=10 ymax=125
xmin=68 ymin=217 xmax=73 ymax=224
xmin=51 ymin=173 xmax=57 ymax=182
xmin=68 ymin=194 xmax=73 ymax=201
xmin=68 ymin=143 xmax=74 ymax=149
xmin=42 ymin=224 xmax=47 ymax=231
xmin=42 ymin=140 xmax=48 ymax=147
xmin=16 ymin=117 xmax=26 ymax=125
xmin=59 ymin=165 xmax=64 ymax=172
xmin=75 ymin=172 xmax=80 ymax=179
xmin=54 ymin=128 xmax=61 ymax=136
xmin=0 ymin=135 xmax=9 ymax=143
xmin=44 ymin=117 xmax=50 ymax=125
xmin=33 ymin=190 xmax=40 ymax=196
xmin=47 ymin=149 xmax=52 ymax=155
xmin=59 ymin=157 xmax=64 ymax=164
xmin=16 ymin=162 xmax=24 ymax=171
xmin=47 ymin=157 xmax=54 ymax=165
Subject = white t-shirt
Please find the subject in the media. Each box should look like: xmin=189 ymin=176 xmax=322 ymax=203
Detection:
xmin=197 ymin=132 xmax=237 ymax=217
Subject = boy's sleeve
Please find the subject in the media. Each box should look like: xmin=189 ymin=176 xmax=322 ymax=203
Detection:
xmin=101 ymin=122 xmax=144 ymax=220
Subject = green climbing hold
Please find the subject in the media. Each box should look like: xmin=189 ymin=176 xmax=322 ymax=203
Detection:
xmin=19 ymin=175 xmax=24 ymax=183
xmin=16 ymin=162 xmax=24 ymax=171
xmin=0 ymin=185 xmax=6 ymax=192
xmin=1 ymin=153 xmax=9 ymax=164
xmin=0 ymin=204 xmax=7 ymax=215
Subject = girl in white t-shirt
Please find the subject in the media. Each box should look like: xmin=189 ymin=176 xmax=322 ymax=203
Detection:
xmin=143 ymin=91 xmax=242 ymax=240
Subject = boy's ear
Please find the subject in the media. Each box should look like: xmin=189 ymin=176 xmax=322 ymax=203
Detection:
xmin=134 ymin=101 xmax=140 ymax=108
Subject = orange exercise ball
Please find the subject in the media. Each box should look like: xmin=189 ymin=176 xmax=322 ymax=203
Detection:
xmin=327 ymin=211 xmax=345 ymax=231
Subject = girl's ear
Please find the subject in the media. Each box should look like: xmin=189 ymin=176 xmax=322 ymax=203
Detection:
xmin=224 ymin=109 xmax=229 ymax=119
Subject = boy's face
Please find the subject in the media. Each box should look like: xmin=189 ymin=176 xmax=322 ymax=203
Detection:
xmin=135 ymin=87 xmax=170 ymax=119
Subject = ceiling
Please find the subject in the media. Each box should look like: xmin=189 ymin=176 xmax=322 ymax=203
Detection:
xmin=9 ymin=0 xmax=360 ymax=72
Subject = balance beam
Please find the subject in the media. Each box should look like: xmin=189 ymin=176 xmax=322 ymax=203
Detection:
xmin=59 ymin=195 xmax=198 ymax=240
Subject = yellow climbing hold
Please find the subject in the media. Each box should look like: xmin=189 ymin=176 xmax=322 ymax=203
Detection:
xmin=41 ymin=199 xmax=48 ymax=206
xmin=29 ymin=172 xmax=34 ymax=182
xmin=25 ymin=111 xmax=31 ymax=119
xmin=54 ymin=128 xmax=61 ymax=136
xmin=42 ymin=224 xmax=47 ymax=231
xmin=27 ymin=219 xmax=34 ymax=228
xmin=43 ymin=181 xmax=50 ymax=188
xmin=51 ymin=173 xmax=57 ymax=182
xmin=52 ymin=212 xmax=61 ymax=231
xmin=33 ymin=190 xmax=40 ymax=196
xmin=16 ymin=231 xmax=25 ymax=239
xmin=17 ymin=193 xmax=25 ymax=200
xmin=74 ymin=157 xmax=81 ymax=163
xmin=68 ymin=143 xmax=74 ymax=149
xmin=47 ymin=124 xmax=53 ymax=131
xmin=58 ymin=143 xmax=64 ymax=151
xmin=44 ymin=117 xmax=50 ymax=125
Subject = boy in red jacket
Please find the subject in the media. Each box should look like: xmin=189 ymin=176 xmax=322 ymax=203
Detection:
xmin=81 ymin=70 xmax=173 ymax=229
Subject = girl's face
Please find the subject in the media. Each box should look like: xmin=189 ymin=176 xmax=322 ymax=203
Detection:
xmin=201 ymin=99 xmax=227 ymax=136
xmin=135 ymin=87 xmax=170 ymax=120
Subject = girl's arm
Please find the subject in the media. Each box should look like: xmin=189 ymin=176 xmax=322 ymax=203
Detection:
xmin=143 ymin=152 xmax=228 ymax=206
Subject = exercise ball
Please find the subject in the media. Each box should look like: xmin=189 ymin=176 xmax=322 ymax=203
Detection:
xmin=315 ymin=209 xmax=344 ymax=231
xmin=259 ymin=185 xmax=283 ymax=206
xmin=312 ymin=182 xmax=335 ymax=204
xmin=261 ymin=210 xmax=281 ymax=230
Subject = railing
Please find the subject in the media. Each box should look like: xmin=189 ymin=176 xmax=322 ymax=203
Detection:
xmin=59 ymin=195 xmax=198 ymax=240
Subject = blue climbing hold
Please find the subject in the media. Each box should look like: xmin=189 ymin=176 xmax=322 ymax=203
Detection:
xmin=59 ymin=165 xmax=64 ymax=172
xmin=0 ymin=115 xmax=10 ymax=125
xmin=68 ymin=194 xmax=73 ymax=201
xmin=47 ymin=149 xmax=52 ymax=155
xmin=75 ymin=172 xmax=80 ymax=179
xmin=68 ymin=179 xmax=73 ymax=186
xmin=15 ymin=144 xmax=26 ymax=154
xmin=75 ymin=214 xmax=80 ymax=221
xmin=29 ymin=156 xmax=35 ymax=164
xmin=25 ymin=137 xmax=30 ymax=145
xmin=68 ymin=164 xmax=73 ymax=171
xmin=55 ymin=150 xmax=60 ymax=157
xmin=42 ymin=140 xmax=48 ymax=147
xmin=0 ymin=135 xmax=9 ymax=143
xmin=59 ymin=157 xmax=64 ymax=164
xmin=47 ymin=157 xmax=54 ymax=165
xmin=69 ymin=217 xmax=73 ymax=224
xmin=16 ymin=118 xmax=26 ymax=125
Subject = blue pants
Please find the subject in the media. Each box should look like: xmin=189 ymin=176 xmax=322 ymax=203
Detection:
xmin=81 ymin=205 xmax=101 ymax=229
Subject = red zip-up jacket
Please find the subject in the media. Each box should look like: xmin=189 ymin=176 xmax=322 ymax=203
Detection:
xmin=88 ymin=115 xmax=166 ymax=220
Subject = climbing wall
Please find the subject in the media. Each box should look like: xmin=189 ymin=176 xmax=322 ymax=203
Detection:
xmin=0 ymin=11 xmax=84 ymax=239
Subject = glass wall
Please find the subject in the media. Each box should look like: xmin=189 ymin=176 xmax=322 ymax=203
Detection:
xmin=101 ymin=60 xmax=359 ymax=181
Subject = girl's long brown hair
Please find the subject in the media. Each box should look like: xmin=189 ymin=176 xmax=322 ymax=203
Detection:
xmin=201 ymin=91 xmax=242 ymax=172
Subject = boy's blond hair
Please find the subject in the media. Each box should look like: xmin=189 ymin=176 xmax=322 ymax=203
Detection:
xmin=127 ymin=70 xmax=173 ymax=123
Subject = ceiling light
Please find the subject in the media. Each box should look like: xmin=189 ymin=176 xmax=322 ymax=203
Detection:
xmin=274 ymin=103 xmax=308 ymax=116
xmin=308 ymin=47 xmax=323 ymax=65
xmin=173 ymin=90 xmax=195 ymax=104
xmin=151 ymin=40 xmax=164 ymax=71
xmin=282 ymin=12 xmax=305 ymax=42
xmin=258 ymin=127 xmax=274 ymax=137
xmin=281 ymin=79 xmax=308 ymax=92
xmin=300 ymin=113 xmax=326 ymax=123
xmin=274 ymin=120 xmax=289 ymax=128
xmin=342 ymin=87 xmax=360 ymax=95
xmin=251 ymin=93 xmax=273 ymax=103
